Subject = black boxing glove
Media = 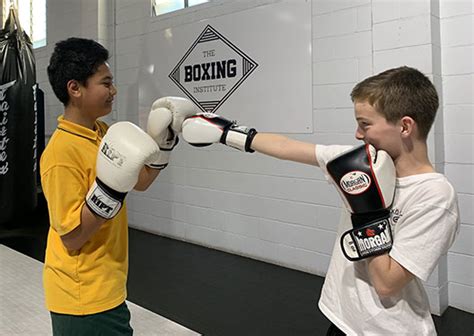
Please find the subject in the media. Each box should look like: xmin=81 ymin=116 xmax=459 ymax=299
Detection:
xmin=327 ymin=144 xmax=396 ymax=261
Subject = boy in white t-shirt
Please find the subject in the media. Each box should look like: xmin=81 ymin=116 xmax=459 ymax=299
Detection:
xmin=181 ymin=66 xmax=460 ymax=335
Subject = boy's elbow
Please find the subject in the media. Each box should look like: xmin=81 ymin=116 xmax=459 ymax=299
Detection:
xmin=61 ymin=238 xmax=82 ymax=252
xmin=373 ymin=283 xmax=401 ymax=299
xmin=60 ymin=228 xmax=85 ymax=251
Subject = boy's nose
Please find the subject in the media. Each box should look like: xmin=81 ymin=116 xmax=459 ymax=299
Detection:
xmin=355 ymin=128 xmax=364 ymax=140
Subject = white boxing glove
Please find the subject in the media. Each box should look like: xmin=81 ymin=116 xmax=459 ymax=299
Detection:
xmin=86 ymin=122 xmax=160 ymax=219
xmin=182 ymin=113 xmax=257 ymax=152
xmin=146 ymin=96 xmax=199 ymax=169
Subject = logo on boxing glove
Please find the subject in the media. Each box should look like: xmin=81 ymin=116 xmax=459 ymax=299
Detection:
xmin=86 ymin=181 xmax=123 ymax=219
xmin=340 ymin=171 xmax=371 ymax=195
xmin=351 ymin=219 xmax=392 ymax=257
xmin=101 ymin=142 xmax=125 ymax=167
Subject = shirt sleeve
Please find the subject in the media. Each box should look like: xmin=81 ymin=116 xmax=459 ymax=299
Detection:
xmin=315 ymin=144 xmax=353 ymax=181
xmin=42 ymin=165 xmax=88 ymax=236
xmin=390 ymin=195 xmax=459 ymax=282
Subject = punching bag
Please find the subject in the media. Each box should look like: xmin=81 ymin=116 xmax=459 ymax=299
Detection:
xmin=36 ymin=87 xmax=45 ymax=187
xmin=0 ymin=7 xmax=38 ymax=225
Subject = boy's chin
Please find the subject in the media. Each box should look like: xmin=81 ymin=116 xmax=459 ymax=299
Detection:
xmin=104 ymin=104 xmax=113 ymax=112
xmin=97 ymin=109 xmax=112 ymax=119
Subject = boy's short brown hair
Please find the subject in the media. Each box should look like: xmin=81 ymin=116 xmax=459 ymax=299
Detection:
xmin=350 ymin=66 xmax=439 ymax=139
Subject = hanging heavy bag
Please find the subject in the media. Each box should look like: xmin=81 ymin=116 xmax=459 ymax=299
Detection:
xmin=36 ymin=86 xmax=45 ymax=187
xmin=0 ymin=6 xmax=38 ymax=225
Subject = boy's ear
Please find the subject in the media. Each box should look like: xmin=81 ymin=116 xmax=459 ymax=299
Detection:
xmin=67 ymin=80 xmax=82 ymax=98
xmin=400 ymin=116 xmax=415 ymax=137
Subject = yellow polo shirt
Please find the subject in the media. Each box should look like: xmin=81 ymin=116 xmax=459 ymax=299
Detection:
xmin=40 ymin=116 xmax=128 ymax=315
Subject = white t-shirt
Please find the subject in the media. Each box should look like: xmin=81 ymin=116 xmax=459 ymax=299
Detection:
xmin=316 ymin=145 xmax=460 ymax=336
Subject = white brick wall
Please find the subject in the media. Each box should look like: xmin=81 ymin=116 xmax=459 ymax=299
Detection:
xmin=440 ymin=0 xmax=474 ymax=314
xmin=36 ymin=0 xmax=474 ymax=314
xmin=35 ymin=0 xmax=102 ymax=136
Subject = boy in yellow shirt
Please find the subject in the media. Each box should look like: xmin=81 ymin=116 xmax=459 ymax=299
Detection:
xmin=41 ymin=37 xmax=197 ymax=335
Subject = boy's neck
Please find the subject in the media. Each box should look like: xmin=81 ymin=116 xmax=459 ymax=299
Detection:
xmin=395 ymin=141 xmax=435 ymax=177
xmin=63 ymin=105 xmax=96 ymax=130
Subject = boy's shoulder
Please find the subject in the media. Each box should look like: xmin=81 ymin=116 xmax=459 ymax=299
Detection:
xmin=40 ymin=129 xmax=74 ymax=168
xmin=398 ymin=173 xmax=457 ymax=208
xmin=40 ymin=120 xmax=101 ymax=172
xmin=399 ymin=172 xmax=451 ymax=189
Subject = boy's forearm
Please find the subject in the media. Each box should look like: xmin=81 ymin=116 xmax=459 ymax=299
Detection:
xmin=61 ymin=205 xmax=107 ymax=251
xmin=134 ymin=166 xmax=160 ymax=191
xmin=367 ymin=254 xmax=414 ymax=298
xmin=251 ymin=133 xmax=319 ymax=166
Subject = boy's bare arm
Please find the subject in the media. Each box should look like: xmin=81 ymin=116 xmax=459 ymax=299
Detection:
xmin=62 ymin=122 xmax=161 ymax=251
xmin=62 ymin=165 xmax=160 ymax=251
xmin=251 ymin=133 xmax=319 ymax=166
xmin=367 ymin=255 xmax=414 ymax=297
xmin=61 ymin=205 xmax=107 ymax=251
xmin=134 ymin=166 xmax=161 ymax=191
xmin=182 ymin=115 xmax=319 ymax=166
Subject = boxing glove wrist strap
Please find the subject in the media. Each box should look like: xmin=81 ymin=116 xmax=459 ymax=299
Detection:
xmin=146 ymin=151 xmax=170 ymax=170
xmin=223 ymin=126 xmax=258 ymax=153
xmin=340 ymin=217 xmax=393 ymax=261
xmin=147 ymin=134 xmax=180 ymax=170
xmin=85 ymin=179 xmax=127 ymax=219
xmin=351 ymin=209 xmax=390 ymax=227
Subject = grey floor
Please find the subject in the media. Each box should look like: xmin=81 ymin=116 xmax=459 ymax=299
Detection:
xmin=0 ymin=245 xmax=199 ymax=336
xmin=1 ymin=193 xmax=473 ymax=335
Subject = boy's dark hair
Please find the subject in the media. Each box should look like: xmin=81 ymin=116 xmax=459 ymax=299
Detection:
xmin=47 ymin=37 xmax=109 ymax=106
xmin=350 ymin=66 xmax=439 ymax=140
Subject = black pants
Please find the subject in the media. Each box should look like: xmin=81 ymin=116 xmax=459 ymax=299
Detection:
xmin=50 ymin=301 xmax=133 ymax=336
xmin=326 ymin=323 xmax=346 ymax=336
